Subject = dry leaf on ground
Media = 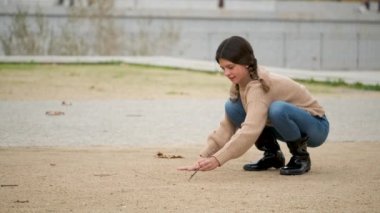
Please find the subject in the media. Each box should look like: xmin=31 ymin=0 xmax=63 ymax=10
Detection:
xmin=156 ymin=152 xmax=183 ymax=159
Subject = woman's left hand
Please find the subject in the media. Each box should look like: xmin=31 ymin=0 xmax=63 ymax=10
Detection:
xmin=177 ymin=156 xmax=220 ymax=172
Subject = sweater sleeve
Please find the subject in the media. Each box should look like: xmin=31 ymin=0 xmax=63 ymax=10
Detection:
xmin=212 ymin=86 xmax=269 ymax=165
xmin=199 ymin=114 xmax=237 ymax=158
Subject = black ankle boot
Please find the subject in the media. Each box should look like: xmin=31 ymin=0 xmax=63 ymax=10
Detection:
xmin=280 ymin=137 xmax=311 ymax=175
xmin=243 ymin=128 xmax=285 ymax=171
xmin=244 ymin=150 xmax=285 ymax=171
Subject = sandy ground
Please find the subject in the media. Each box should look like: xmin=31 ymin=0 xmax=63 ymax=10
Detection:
xmin=1 ymin=143 xmax=380 ymax=213
xmin=1 ymin=65 xmax=380 ymax=212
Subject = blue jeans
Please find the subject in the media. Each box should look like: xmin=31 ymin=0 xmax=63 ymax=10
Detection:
xmin=225 ymin=99 xmax=329 ymax=147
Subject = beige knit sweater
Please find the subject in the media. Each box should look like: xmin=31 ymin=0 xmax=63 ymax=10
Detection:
xmin=199 ymin=66 xmax=325 ymax=166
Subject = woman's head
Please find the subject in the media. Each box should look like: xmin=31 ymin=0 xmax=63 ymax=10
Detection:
xmin=216 ymin=36 xmax=269 ymax=92
xmin=215 ymin=36 xmax=257 ymax=73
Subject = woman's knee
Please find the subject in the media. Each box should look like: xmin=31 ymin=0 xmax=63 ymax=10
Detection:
xmin=225 ymin=99 xmax=243 ymax=117
xmin=224 ymin=100 xmax=235 ymax=117
xmin=225 ymin=99 xmax=246 ymax=127
xmin=268 ymin=101 xmax=289 ymax=121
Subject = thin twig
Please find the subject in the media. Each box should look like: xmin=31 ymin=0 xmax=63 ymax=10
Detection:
xmin=1 ymin=184 xmax=18 ymax=187
xmin=188 ymin=169 xmax=199 ymax=182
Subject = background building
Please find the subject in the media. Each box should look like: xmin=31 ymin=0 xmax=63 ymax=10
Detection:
xmin=0 ymin=0 xmax=379 ymax=70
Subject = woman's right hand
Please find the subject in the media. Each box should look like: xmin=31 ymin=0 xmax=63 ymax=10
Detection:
xmin=177 ymin=162 xmax=200 ymax=171
xmin=177 ymin=156 xmax=220 ymax=172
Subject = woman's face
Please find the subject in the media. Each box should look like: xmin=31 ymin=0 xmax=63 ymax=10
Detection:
xmin=219 ymin=58 xmax=250 ymax=85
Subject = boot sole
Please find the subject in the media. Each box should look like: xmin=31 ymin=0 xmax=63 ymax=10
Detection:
xmin=243 ymin=163 xmax=285 ymax=171
xmin=280 ymin=168 xmax=310 ymax=175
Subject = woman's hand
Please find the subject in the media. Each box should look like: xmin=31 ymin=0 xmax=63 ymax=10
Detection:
xmin=177 ymin=156 xmax=220 ymax=172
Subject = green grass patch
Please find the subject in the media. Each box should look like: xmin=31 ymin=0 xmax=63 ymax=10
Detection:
xmin=297 ymin=78 xmax=380 ymax=92
xmin=0 ymin=63 xmax=378 ymax=100
xmin=0 ymin=63 xmax=42 ymax=71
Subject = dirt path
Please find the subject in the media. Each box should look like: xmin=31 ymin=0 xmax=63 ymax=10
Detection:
xmin=0 ymin=143 xmax=379 ymax=212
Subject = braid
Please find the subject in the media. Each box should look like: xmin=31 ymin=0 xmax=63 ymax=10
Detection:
xmin=247 ymin=57 xmax=258 ymax=79
xmin=235 ymin=84 xmax=240 ymax=99
xmin=260 ymin=79 xmax=270 ymax=93
xmin=248 ymin=66 xmax=258 ymax=80
xmin=248 ymin=57 xmax=270 ymax=93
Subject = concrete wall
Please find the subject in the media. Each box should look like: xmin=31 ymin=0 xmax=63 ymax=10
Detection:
xmin=0 ymin=0 xmax=379 ymax=70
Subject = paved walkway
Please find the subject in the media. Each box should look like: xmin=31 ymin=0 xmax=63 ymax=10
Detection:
xmin=0 ymin=96 xmax=380 ymax=147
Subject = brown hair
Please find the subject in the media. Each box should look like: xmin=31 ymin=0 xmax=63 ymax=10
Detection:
xmin=215 ymin=36 xmax=269 ymax=93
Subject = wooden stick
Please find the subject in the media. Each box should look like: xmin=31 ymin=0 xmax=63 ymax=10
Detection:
xmin=188 ymin=170 xmax=199 ymax=181
xmin=1 ymin=184 xmax=18 ymax=187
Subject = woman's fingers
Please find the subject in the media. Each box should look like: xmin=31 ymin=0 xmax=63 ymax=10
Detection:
xmin=177 ymin=164 xmax=199 ymax=171
xmin=177 ymin=166 xmax=192 ymax=171
xmin=198 ymin=157 xmax=218 ymax=171
xmin=178 ymin=157 xmax=218 ymax=172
